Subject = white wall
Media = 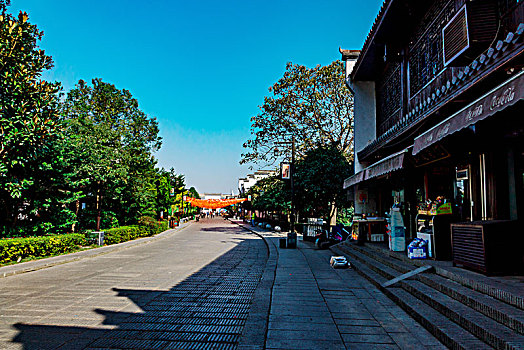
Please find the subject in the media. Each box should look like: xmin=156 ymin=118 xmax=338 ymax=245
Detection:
xmin=238 ymin=171 xmax=276 ymax=194
xmin=348 ymin=79 xmax=376 ymax=172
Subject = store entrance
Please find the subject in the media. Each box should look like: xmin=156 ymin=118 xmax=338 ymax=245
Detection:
xmin=454 ymin=166 xmax=472 ymax=222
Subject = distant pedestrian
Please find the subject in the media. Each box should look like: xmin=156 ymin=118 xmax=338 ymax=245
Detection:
xmin=251 ymin=212 xmax=255 ymax=226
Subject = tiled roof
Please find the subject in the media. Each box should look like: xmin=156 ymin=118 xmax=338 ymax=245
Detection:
xmin=339 ymin=48 xmax=360 ymax=60
xmin=350 ymin=0 xmax=392 ymax=79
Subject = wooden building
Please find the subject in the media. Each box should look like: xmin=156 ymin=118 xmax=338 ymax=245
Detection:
xmin=343 ymin=0 xmax=523 ymax=272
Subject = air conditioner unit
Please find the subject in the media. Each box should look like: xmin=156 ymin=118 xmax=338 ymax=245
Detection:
xmin=442 ymin=0 xmax=498 ymax=67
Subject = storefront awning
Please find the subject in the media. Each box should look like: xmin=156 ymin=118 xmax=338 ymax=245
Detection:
xmin=343 ymin=148 xmax=409 ymax=189
xmin=413 ymin=71 xmax=524 ymax=155
xmin=343 ymin=170 xmax=365 ymax=188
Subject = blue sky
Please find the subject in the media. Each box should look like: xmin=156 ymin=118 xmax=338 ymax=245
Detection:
xmin=10 ymin=0 xmax=383 ymax=194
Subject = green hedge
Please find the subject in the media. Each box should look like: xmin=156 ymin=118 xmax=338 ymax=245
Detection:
xmin=0 ymin=220 xmax=169 ymax=265
xmin=104 ymin=220 xmax=168 ymax=245
xmin=0 ymin=234 xmax=87 ymax=264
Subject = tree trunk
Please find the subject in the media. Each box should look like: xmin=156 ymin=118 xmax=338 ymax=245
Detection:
xmin=72 ymin=199 xmax=80 ymax=232
xmin=96 ymin=181 xmax=102 ymax=231
xmin=329 ymin=204 xmax=337 ymax=226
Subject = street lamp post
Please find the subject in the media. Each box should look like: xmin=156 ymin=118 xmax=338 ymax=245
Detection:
xmin=291 ymin=136 xmax=295 ymax=235
xmin=276 ymin=136 xmax=296 ymax=248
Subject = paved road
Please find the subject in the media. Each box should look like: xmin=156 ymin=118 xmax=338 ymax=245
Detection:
xmin=0 ymin=218 xmax=267 ymax=350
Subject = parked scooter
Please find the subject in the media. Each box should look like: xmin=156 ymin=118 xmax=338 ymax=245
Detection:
xmin=314 ymin=228 xmax=330 ymax=249
xmin=315 ymin=225 xmax=351 ymax=249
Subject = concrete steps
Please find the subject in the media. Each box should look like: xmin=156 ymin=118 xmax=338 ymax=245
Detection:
xmin=362 ymin=242 xmax=524 ymax=312
xmin=333 ymin=242 xmax=524 ymax=350
xmin=350 ymin=243 xmax=524 ymax=336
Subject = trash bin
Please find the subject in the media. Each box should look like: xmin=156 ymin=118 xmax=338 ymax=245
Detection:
xmin=279 ymin=238 xmax=287 ymax=248
xmin=286 ymin=232 xmax=297 ymax=249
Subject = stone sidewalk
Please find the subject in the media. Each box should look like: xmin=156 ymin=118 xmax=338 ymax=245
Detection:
xmin=232 ymin=220 xmax=446 ymax=350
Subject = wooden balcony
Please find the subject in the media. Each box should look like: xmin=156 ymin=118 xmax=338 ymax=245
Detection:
xmin=358 ymin=21 xmax=524 ymax=162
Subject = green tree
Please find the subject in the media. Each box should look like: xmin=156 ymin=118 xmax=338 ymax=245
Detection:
xmin=247 ymin=175 xmax=290 ymax=217
xmin=155 ymin=168 xmax=186 ymax=219
xmin=241 ymin=60 xmax=353 ymax=166
xmin=60 ymin=78 xmax=162 ymax=230
xmin=294 ymin=144 xmax=352 ymax=223
xmin=187 ymin=186 xmax=200 ymax=215
xmin=0 ymin=3 xmax=63 ymax=234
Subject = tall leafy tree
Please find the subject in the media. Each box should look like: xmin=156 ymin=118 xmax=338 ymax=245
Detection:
xmin=0 ymin=2 xmax=63 ymax=234
xmin=249 ymin=176 xmax=290 ymax=214
xmin=60 ymin=79 xmax=162 ymax=230
xmin=245 ymin=145 xmax=351 ymax=225
xmin=294 ymin=144 xmax=352 ymax=223
xmin=155 ymin=168 xmax=186 ymax=219
xmin=241 ymin=60 xmax=354 ymax=166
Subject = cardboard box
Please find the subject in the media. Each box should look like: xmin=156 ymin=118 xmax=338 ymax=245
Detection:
xmin=408 ymin=245 xmax=427 ymax=259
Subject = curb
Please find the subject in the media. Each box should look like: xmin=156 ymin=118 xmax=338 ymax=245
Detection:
xmin=228 ymin=219 xmax=279 ymax=350
xmin=0 ymin=222 xmax=192 ymax=279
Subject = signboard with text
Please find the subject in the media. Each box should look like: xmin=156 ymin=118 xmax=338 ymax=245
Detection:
xmin=414 ymin=72 xmax=523 ymax=155
xmin=281 ymin=162 xmax=291 ymax=179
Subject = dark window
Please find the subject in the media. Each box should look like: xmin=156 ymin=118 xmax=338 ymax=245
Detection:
xmin=376 ymin=62 xmax=402 ymax=136
xmin=408 ymin=0 xmax=456 ymax=96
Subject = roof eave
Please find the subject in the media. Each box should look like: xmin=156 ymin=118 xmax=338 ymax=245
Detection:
xmin=351 ymin=0 xmax=395 ymax=81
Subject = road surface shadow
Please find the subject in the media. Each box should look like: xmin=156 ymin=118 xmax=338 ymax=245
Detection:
xmin=200 ymin=226 xmax=246 ymax=234
xmin=10 ymin=233 xmax=268 ymax=350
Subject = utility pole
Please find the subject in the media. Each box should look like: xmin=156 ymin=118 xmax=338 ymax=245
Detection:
xmin=291 ymin=135 xmax=295 ymax=234
xmin=276 ymin=136 xmax=296 ymax=248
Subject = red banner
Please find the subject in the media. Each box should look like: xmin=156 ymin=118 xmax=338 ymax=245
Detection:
xmin=185 ymin=197 xmax=247 ymax=209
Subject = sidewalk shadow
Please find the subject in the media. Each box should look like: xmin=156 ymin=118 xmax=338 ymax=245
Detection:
xmin=10 ymin=235 xmax=268 ymax=349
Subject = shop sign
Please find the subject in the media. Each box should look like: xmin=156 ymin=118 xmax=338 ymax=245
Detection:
xmin=357 ymin=190 xmax=368 ymax=204
xmin=456 ymin=168 xmax=468 ymax=180
xmin=413 ymin=72 xmax=524 ymax=155
xmin=281 ymin=162 xmax=291 ymax=179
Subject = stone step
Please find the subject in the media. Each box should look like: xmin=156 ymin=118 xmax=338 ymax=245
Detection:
xmin=359 ymin=242 xmax=524 ymax=312
xmin=347 ymin=243 xmax=524 ymax=336
xmin=332 ymin=245 xmax=490 ymax=350
xmin=334 ymin=244 xmax=524 ymax=350
xmin=419 ymin=272 xmax=524 ymax=336
xmin=401 ymin=279 xmax=524 ymax=349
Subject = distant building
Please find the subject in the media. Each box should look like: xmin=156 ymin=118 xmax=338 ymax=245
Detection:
xmin=201 ymin=193 xmax=226 ymax=200
xmin=238 ymin=170 xmax=276 ymax=195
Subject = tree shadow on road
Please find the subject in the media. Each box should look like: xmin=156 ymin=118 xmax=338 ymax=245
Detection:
xmin=200 ymin=226 xmax=247 ymax=234
xmin=10 ymin=234 xmax=268 ymax=350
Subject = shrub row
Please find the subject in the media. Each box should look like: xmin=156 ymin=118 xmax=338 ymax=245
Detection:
xmin=0 ymin=219 xmax=169 ymax=265
xmin=0 ymin=234 xmax=87 ymax=265
xmin=103 ymin=220 xmax=168 ymax=245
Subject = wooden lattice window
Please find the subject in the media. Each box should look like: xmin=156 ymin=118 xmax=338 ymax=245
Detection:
xmin=376 ymin=62 xmax=402 ymax=136
xmin=408 ymin=0 xmax=458 ymax=96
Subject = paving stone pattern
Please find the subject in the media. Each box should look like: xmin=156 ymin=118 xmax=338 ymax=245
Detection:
xmin=0 ymin=219 xmax=267 ymax=350
xmin=266 ymin=245 xmax=446 ymax=350
xmin=239 ymin=222 xmax=447 ymax=350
